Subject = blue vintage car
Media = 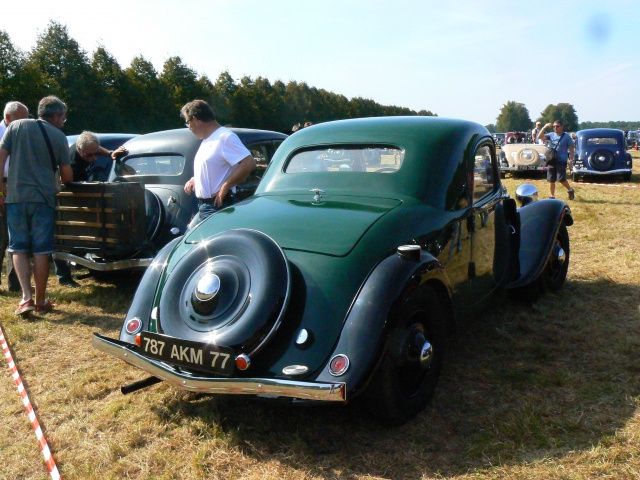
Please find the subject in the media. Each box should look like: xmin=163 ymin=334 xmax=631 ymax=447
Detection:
xmin=93 ymin=116 xmax=573 ymax=425
xmin=572 ymin=128 xmax=632 ymax=182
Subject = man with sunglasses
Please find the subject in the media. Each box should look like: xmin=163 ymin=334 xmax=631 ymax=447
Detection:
xmin=538 ymin=120 xmax=575 ymax=200
xmin=180 ymin=100 xmax=255 ymax=226
xmin=71 ymin=131 xmax=128 ymax=182
xmin=54 ymin=131 xmax=129 ymax=287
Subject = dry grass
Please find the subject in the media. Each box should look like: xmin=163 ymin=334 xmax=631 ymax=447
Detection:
xmin=1 ymin=152 xmax=640 ymax=479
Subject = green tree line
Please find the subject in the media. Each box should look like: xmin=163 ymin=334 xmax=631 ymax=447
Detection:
xmin=0 ymin=22 xmax=435 ymax=135
xmin=487 ymin=101 xmax=640 ymax=133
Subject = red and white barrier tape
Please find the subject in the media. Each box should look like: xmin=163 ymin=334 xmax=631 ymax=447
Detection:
xmin=1 ymin=325 xmax=62 ymax=480
xmin=525 ymin=178 xmax=638 ymax=188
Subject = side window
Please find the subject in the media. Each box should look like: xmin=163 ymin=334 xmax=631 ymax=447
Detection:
xmin=472 ymin=145 xmax=495 ymax=203
xmin=249 ymin=144 xmax=269 ymax=169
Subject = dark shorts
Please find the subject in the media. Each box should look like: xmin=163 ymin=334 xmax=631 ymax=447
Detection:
xmin=7 ymin=202 xmax=56 ymax=255
xmin=547 ymin=162 xmax=568 ymax=183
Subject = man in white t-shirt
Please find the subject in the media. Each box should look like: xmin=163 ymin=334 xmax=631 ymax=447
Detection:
xmin=181 ymin=100 xmax=255 ymax=225
xmin=531 ymin=122 xmax=542 ymax=144
xmin=0 ymin=101 xmax=29 ymax=292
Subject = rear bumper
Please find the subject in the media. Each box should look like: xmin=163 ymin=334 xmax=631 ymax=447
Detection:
xmin=92 ymin=333 xmax=347 ymax=402
xmin=500 ymin=165 xmax=546 ymax=172
xmin=54 ymin=252 xmax=153 ymax=271
xmin=572 ymin=167 xmax=631 ymax=176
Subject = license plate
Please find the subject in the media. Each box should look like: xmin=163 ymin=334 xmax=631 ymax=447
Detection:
xmin=139 ymin=331 xmax=235 ymax=376
xmin=517 ymin=165 xmax=539 ymax=170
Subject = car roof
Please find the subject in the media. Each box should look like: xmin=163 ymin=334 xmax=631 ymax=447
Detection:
xmin=121 ymin=127 xmax=287 ymax=157
xmin=577 ymin=128 xmax=625 ymax=140
xmin=257 ymin=116 xmax=492 ymax=209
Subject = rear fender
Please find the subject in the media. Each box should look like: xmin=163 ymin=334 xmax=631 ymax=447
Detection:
xmin=118 ymin=237 xmax=182 ymax=344
xmin=506 ymin=199 xmax=573 ymax=289
xmin=314 ymin=249 xmax=451 ymax=398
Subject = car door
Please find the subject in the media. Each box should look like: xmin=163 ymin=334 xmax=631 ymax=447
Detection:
xmin=467 ymin=143 xmax=502 ymax=307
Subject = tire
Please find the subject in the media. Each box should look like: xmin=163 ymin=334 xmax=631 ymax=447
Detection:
xmin=622 ymin=172 xmax=631 ymax=182
xmin=363 ymin=285 xmax=447 ymax=426
xmin=145 ymin=190 xmax=164 ymax=241
xmin=572 ymin=172 xmax=579 ymax=182
xmin=157 ymin=229 xmax=290 ymax=355
xmin=543 ymin=223 xmax=570 ymax=292
xmin=588 ymin=149 xmax=615 ymax=171
xmin=509 ymin=224 xmax=570 ymax=302
xmin=517 ymin=148 xmax=540 ymax=165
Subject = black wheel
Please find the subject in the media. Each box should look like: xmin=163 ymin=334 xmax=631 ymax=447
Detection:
xmin=622 ymin=172 xmax=631 ymax=182
xmin=158 ymin=229 xmax=290 ymax=356
xmin=572 ymin=172 xmax=579 ymax=182
xmin=144 ymin=190 xmax=164 ymax=241
xmin=363 ymin=285 xmax=447 ymax=426
xmin=543 ymin=224 xmax=570 ymax=292
xmin=588 ymin=149 xmax=615 ymax=171
xmin=508 ymin=224 xmax=570 ymax=302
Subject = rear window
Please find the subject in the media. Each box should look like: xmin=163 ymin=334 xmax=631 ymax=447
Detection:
xmin=586 ymin=137 xmax=618 ymax=146
xmin=285 ymin=147 xmax=404 ymax=173
xmin=115 ymin=154 xmax=185 ymax=176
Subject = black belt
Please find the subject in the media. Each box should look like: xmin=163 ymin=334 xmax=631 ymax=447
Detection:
xmin=198 ymin=193 xmax=236 ymax=205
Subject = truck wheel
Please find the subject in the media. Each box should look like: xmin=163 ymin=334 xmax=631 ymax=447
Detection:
xmin=363 ymin=285 xmax=447 ymax=426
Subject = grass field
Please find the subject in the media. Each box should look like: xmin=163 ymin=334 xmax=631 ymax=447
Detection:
xmin=1 ymin=151 xmax=639 ymax=480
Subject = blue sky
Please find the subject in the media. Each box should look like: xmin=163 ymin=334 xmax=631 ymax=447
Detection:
xmin=2 ymin=0 xmax=638 ymax=126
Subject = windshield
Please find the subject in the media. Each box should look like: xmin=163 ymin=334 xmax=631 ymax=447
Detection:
xmin=285 ymin=147 xmax=405 ymax=173
xmin=114 ymin=154 xmax=185 ymax=177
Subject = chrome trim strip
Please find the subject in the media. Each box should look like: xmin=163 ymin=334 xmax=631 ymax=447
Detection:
xmin=92 ymin=334 xmax=346 ymax=402
xmin=53 ymin=252 xmax=152 ymax=271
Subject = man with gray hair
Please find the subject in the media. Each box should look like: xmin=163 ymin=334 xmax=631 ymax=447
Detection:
xmin=0 ymin=101 xmax=29 ymax=292
xmin=71 ymin=131 xmax=127 ymax=182
xmin=53 ymin=131 xmax=128 ymax=286
xmin=0 ymin=96 xmax=73 ymax=315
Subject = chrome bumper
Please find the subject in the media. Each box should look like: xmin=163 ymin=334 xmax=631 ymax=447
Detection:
xmin=500 ymin=165 xmax=546 ymax=172
xmin=54 ymin=252 xmax=153 ymax=271
xmin=572 ymin=167 xmax=631 ymax=175
xmin=92 ymin=334 xmax=347 ymax=402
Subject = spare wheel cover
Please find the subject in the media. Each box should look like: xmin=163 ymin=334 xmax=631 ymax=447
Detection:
xmin=145 ymin=189 xmax=164 ymax=241
xmin=588 ymin=149 xmax=615 ymax=171
xmin=158 ymin=229 xmax=290 ymax=356
xmin=517 ymin=148 xmax=539 ymax=165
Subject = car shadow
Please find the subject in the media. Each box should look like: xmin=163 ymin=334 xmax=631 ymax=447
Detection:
xmin=149 ymin=277 xmax=640 ymax=478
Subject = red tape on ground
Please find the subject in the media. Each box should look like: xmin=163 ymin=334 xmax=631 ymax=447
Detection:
xmin=524 ymin=178 xmax=639 ymax=188
xmin=1 ymin=325 xmax=62 ymax=480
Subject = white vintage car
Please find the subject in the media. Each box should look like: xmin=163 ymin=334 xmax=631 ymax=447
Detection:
xmin=499 ymin=142 xmax=548 ymax=176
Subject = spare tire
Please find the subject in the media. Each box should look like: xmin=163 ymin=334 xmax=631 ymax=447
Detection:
xmin=145 ymin=189 xmax=164 ymax=241
xmin=588 ymin=149 xmax=615 ymax=171
xmin=158 ymin=229 xmax=290 ymax=356
xmin=517 ymin=148 xmax=540 ymax=166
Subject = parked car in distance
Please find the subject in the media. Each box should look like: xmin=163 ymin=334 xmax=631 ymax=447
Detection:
xmin=499 ymin=137 xmax=548 ymax=176
xmin=572 ymin=128 xmax=632 ymax=182
xmin=493 ymin=132 xmax=505 ymax=147
xmin=626 ymin=130 xmax=639 ymax=149
xmin=93 ymin=116 xmax=574 ymax=426
xmin=55 ymin=128 xmax=287 ymax=272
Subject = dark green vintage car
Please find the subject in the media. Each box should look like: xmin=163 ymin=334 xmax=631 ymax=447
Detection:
xmin=93 ymin=116 xmax=573 ymax=425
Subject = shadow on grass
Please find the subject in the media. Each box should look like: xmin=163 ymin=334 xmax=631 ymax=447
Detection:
xmin=144 ymin=277 xmax=640 ymax=478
